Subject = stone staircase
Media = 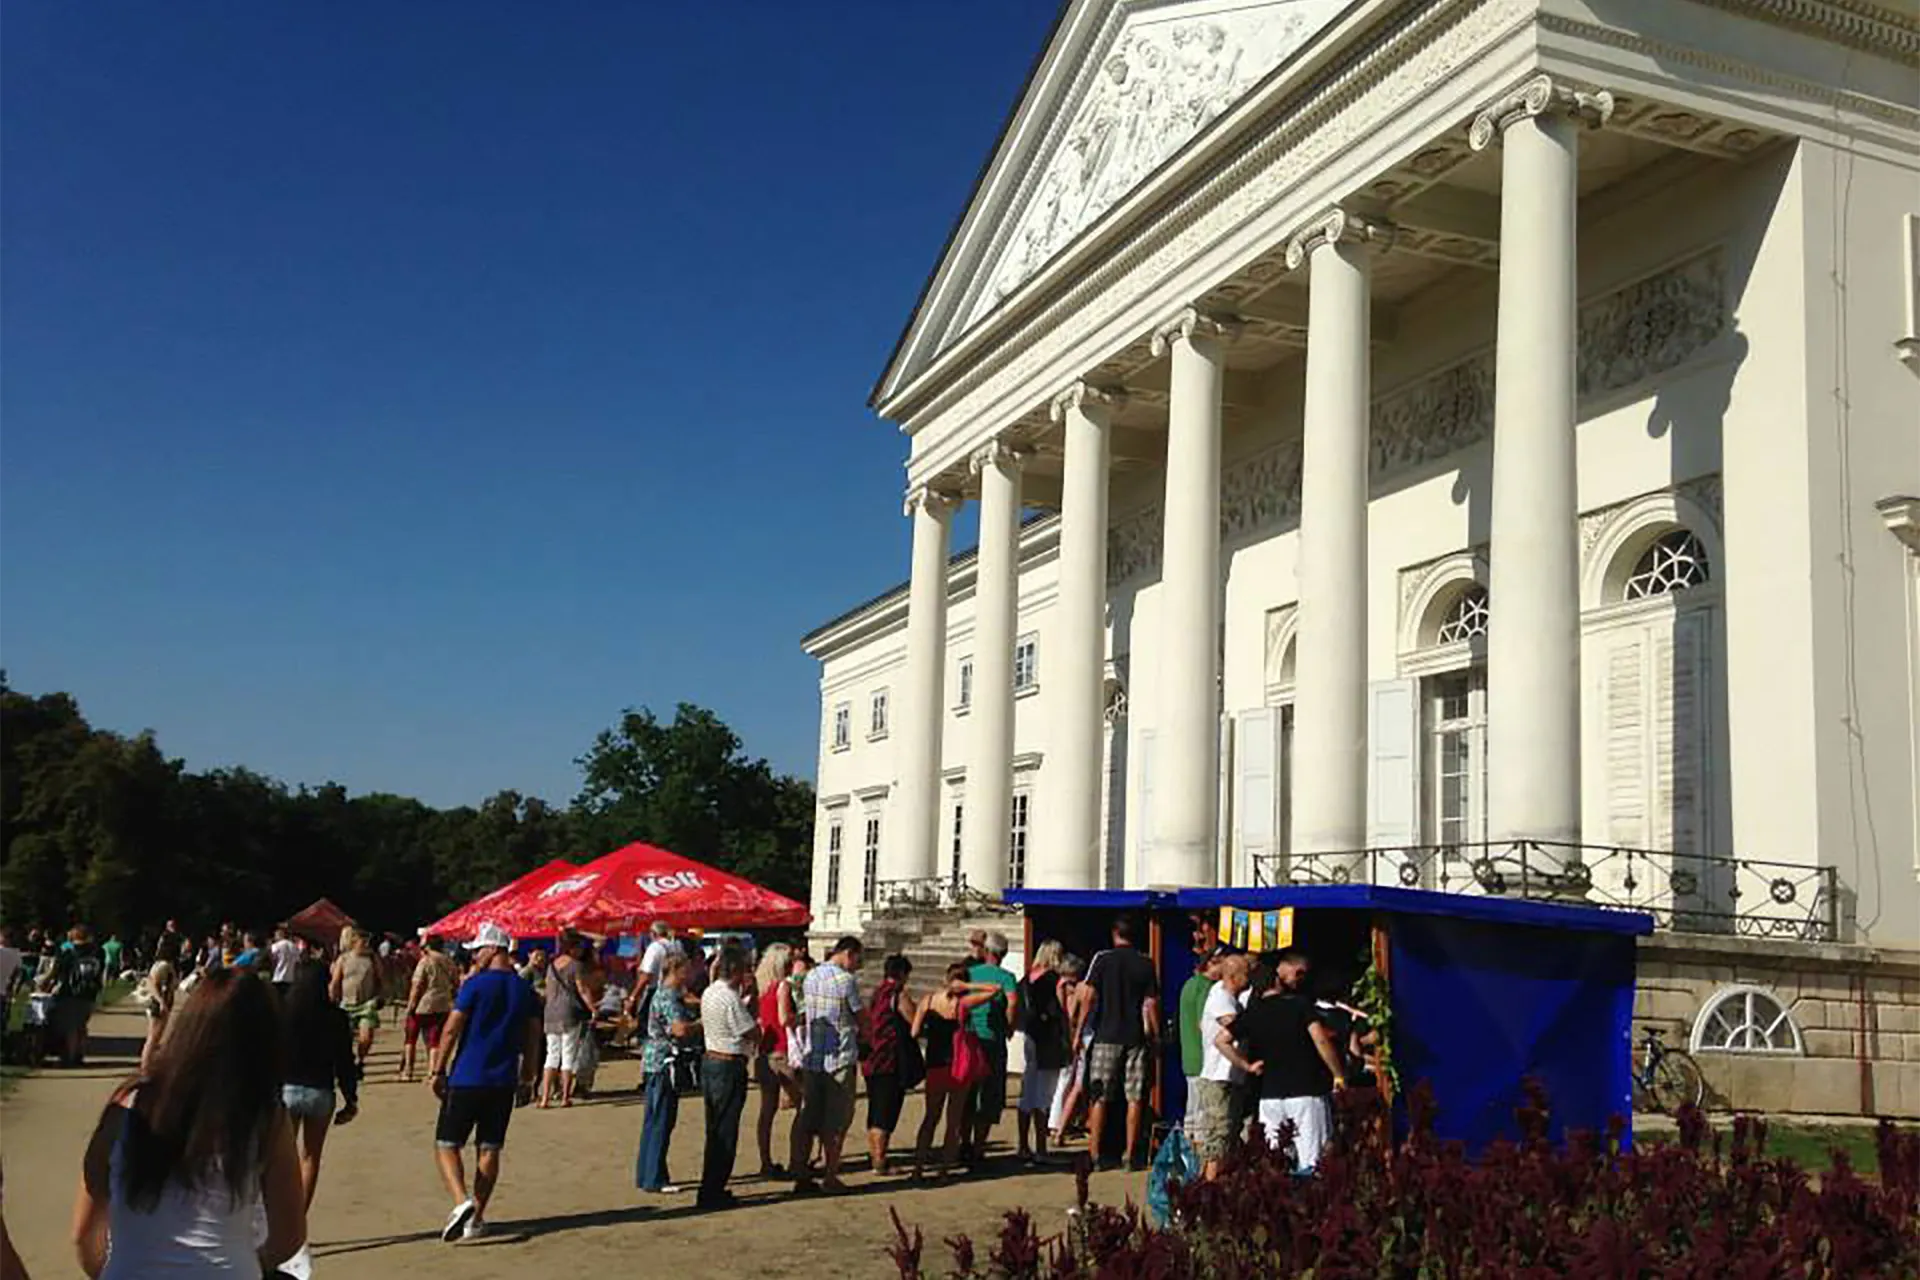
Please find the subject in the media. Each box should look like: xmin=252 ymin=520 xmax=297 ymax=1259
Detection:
xmin=810 ymin=906 xmax=1022 ymax=1001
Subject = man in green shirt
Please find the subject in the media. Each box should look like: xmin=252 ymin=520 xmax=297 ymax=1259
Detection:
xmin=101 ymin=934 xmax=124 ymax=979
xmin=1180 ymin=949 xmax=1225 ymax=1142
xmin=966 ymin=931 xmax=1020 ymax=1162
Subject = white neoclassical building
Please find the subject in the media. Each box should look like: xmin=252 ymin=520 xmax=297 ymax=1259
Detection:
xmin=802 ymin=0 xmax=1920 ymax=1027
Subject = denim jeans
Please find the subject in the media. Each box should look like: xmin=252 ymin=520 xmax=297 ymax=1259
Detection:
xmin=635 ymin=1068 xmax=679 ymax=1190
xmin=699 ymin=1057 xmax=748 ymax=1203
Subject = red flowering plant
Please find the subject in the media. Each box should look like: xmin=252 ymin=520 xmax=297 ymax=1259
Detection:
xmin=887 ymin=1084 xmax=1920 ymax=1280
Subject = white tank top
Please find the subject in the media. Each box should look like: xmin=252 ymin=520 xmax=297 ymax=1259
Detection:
xmin=100 ymin=1111 xmax=264 ymax=1279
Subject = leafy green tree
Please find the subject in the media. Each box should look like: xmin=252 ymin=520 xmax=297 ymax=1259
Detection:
xmin=573 ymin=703 xmax=815 ymax=899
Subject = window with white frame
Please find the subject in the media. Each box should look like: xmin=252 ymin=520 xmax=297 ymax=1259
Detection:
xmin=824 ymin=818 xmax=843 ymax=906
xmin=1435 ymin=585 xmax=1490 ymax=644
xmin=949 ymin=799 xmax=965 ymax=890
xmin=869 ymin=689 xmax=889 ymax=740
xmin=1690 ymin=985 xmax=1803 ymax=1054
xmin=831 ymin=703 xmax=851 ymax=752
xmin=1006 ymin=792 xmax=1031 ymax=889
xmin=862 ymin=813 xmax=881 ymax=905
xmin=956 ymin=658 xmax=974 ymax=712
xmin=1424 ymin=666 xmax=1487 ymax=851
xmin=1623 ymin=530 xmax=1712 ymax=600
xmin=1014 ymin=635 xmax=1038 ymax=691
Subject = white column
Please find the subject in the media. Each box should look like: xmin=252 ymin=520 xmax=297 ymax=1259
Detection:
xmin=1471 ymin=76 xmax=1612 ymax=854
xmin=894 ymin=484 xmax=959 ymax=885
xmin=1285 ymin=209 xmax=1385 ymax=856
xmin=1149 ymin=309 xmax=1237 ymax=887
xmin=963 ymin=439 xmax=1026 ymax=897
xmin=1041 ymin=382 xmax=1123 ymax=889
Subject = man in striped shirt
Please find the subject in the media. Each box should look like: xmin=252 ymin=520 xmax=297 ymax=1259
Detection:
xmin=791 ymin=935 xmax=864 ymax=1194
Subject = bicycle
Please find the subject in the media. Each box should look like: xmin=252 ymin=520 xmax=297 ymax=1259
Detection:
xmin=1631 ymin=1026 xmax=1705 ymax=1114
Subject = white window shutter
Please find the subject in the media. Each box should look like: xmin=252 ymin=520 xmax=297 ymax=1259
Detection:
xmin=1234 ymin=708 xmax=1277 ymax=885
xmin=1367 ymin=680 xmax=1419 ymax=849
xmin=1216 ymin=713 xmax=1233 ymax=882
xmin=1603 ymin=633 xmax=1650 ymax=848
xmin=1657 ymin=612 xmax=1710 ymax=855
xmin=1133 ymin=729 xmax=1156 ymax=889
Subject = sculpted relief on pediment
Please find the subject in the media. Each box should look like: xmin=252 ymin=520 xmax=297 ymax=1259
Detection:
xmin=960 ymin=0 xmax=1345 ymax=334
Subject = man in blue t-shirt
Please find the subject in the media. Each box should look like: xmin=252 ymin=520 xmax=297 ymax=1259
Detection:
xmin=428 ymin=922 xmax=541 ymax=1243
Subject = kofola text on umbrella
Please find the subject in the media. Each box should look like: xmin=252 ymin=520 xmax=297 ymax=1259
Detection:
xmin=634 ymin=872 xmax=703 ymax=897
xmin=539 ymin=875 xmax=596 ymax=898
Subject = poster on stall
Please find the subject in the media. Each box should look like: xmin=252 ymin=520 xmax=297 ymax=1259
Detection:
xmin=1218 ymin=905 xmax=1294 ymax=952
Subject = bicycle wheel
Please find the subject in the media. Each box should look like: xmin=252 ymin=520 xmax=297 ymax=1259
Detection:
xmin=1649 ymin=1050 xmax=1706 ymax=1113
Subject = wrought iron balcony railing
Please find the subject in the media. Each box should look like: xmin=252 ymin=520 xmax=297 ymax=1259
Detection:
xmin=869 ymin=873 xmax=1015 ymax=918
xmin=1250 ymin=841 xmax=1839 ymax=943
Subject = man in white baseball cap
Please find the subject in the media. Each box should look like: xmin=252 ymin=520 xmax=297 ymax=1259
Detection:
xmin=426 ymin=923 xmax=541 ymax=1242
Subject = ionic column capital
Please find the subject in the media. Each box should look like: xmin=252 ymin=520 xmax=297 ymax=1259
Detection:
xmin=903 ymin=483 xmax=962 ymax=520
xmin=1149 ymin=306 xmax=1242 ymax=358
xmin=1049 ymin=381 xmax=1127 ymax=424
xmin=968 ymin=438 xmax=1031 ymax=478
xmin=1284 ymin=207 xmax=1395 ymax=271
xmin=1469 ymin=74 xmax=1614 ymax=152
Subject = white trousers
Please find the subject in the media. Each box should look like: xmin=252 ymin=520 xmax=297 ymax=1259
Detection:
xmin=1257 ymin=1094 xmax=1332 ymax=1172
xmin=543 ymin=1026 xmax=585 ymax=1072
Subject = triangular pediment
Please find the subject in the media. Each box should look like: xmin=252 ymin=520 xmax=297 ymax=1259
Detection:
xmin=876 ymin=0 xmax=1351 ymax=411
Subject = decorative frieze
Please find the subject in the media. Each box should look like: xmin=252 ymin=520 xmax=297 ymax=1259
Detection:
xmin=1107 ymin=249 xmax=1730 ymax=587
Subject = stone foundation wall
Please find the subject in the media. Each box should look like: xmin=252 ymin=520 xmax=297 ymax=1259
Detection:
xmin=1634 ymin=933 xmax=1920 ymax=1117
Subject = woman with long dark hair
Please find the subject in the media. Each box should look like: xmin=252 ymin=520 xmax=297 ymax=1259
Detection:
xmin=281 ymin=959 xmax=359 ymax=1209
xmin=70 ymin=967 xmax=306 ymax=1278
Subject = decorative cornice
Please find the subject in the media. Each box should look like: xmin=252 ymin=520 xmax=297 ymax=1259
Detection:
xmin=903 ymin=484 xmax=962 ymax=520
xmin=969 ymin=438 xmax=1032 ymax=477
xmin=1469 ymin=74 xmax=1615 ymax=151
xmin=1284 ymin=206 xmax=1396 ymax=270
xmin=1049 ymin=381 xmax=1127 ymax=423
xmin=1537 ymin=13 xmax=1920 ymax=132
xmin=1687 ymin=0 xmax=1920 ymax=61
xmin=1148 ymin=306 xmax=1242 ymax=358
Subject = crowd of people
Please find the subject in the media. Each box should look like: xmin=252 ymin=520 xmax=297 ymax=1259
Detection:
xmin=0 ymin=907 xmax=1375 ymax=1278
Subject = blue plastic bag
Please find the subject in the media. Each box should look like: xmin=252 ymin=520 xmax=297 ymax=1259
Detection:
xmin=1146 ymin=1127 xmax=1201 ymax=1226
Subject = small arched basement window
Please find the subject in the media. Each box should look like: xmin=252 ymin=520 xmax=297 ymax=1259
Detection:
xmin=1689 ymin=984 xmax=1803 ymax=1055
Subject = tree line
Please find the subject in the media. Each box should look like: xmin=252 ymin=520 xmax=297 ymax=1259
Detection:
xmin=0 ymin=677 xmax=816 ymax=939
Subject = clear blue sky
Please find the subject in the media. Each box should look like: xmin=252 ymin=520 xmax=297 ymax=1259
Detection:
xmin=2 ymin=1 xmax=1054 ymax=807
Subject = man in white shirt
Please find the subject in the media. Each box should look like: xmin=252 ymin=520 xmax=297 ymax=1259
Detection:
xmin=627 ymin=921 xmax=681 ymax=1017
xmin=269 ymin=925 xmax=302 ymax=993
xmin=696 ymin=946 xmax=759 ymax=1210
xmin=1194 ymin=954 xmax=1258 ymax=1179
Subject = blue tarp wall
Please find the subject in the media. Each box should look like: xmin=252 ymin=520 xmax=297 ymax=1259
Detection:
xmin=1008 ymin=885 xmax=1649 ymax=1154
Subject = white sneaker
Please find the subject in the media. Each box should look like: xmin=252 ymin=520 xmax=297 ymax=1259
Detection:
xmin=441 ymin=1198 xmax=476 ymax=1242
xmin=280 ymin=1244 xmax=314 ymax=1279
xmin=461 ymin=1218 xmax=488 ymax=1241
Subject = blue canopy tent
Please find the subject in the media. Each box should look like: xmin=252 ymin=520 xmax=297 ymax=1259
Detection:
xmin=1004 ymin=884 xmax=1652 ymax=1154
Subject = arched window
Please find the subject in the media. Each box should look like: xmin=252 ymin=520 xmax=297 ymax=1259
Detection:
xmin=1434 ymin=585 xmax=1490 ymax=644
xmin=1689 ymin=984 xmax=1803 ymax=1055
xmin=1623 ymin=529 xmax=1711 ymax=600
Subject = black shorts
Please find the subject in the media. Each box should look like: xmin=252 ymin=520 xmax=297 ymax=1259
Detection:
xmin=435 ymin=1087 xmax=515 ymax=1151
xmin=866 ymin=1071 xmax=905 ymax=1134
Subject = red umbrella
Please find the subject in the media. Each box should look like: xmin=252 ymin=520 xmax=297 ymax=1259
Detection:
xmin=422 ymin=858 xmax=579 ymax=941
xmin=496 ymin=842 xmax=810 ymax=935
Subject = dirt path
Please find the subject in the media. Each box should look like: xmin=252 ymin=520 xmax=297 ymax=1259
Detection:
xmin=3 ymin=1002 xmax=1141 ymax=1278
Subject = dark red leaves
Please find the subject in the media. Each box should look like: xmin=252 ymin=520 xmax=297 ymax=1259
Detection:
xmin=887 ymin=1087 xmax=1920 ymax=1279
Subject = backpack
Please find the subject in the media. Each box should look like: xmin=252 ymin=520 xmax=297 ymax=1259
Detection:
xmin=63 ymin=949 xmax=105 ymax=1001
